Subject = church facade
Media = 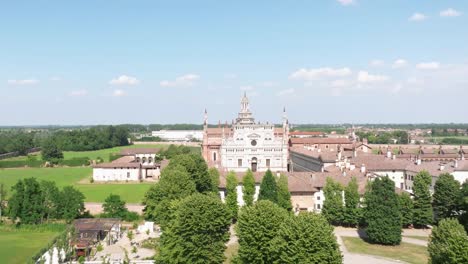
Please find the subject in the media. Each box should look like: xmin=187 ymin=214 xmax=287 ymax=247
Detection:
xmin=202 ymin=93 xmax=289 ymax=172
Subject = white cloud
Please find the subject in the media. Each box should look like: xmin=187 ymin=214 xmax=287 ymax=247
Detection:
xmin=357 ymin=71 xmax=389 ymax=83
xmin=392 ymin=59 xmax=408 ymax=69
xmin=409 ymin=13 xmax=427 ymax=22
xmin=440 ymin=8 xmax=462 ymax=17
xmin=337 ymin=0 xmax=354 ymax=6
xmin=240 ymin=85 xmax=254 ymax=91
xmin=109 ymin=75 xmax=140 ymax=85
xmin=113 ymin=89 xmax=126 ymax=97
xmin=7 ymin=79 xmax=39 ymax=85
xmin=276 ymin=88 xmax=295 ymax=96
xmin=289 ymin=67 xmax=352 ymax=81
xmin=160 ymin=73 xmax=200 ymax=87
xmin=69 ymin=90 xmax=88 ymax=97
xmin=370 ymin=60 xmax=384 ymax=67
xmin=416 ymin=62 xmax=440 ymax=70
xmin=330 ymin=80 xmax=353 ymax=88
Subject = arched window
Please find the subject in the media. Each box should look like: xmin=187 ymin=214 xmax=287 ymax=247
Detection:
xmin=136 ymin=157 xmax=140 ymax=163
xmin=148 ymin=157 xmax=153 ymax=163
xmin=142 ymin=157 xmax=146 ymax=163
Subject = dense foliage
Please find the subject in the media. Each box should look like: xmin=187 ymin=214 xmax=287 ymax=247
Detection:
xmin=398 ymin=192 xmax=414 ymax=228
xmin=432 ymin=173 xmax=461 ymax=223
xmin=356 ymin=130 xmax=409 ymax=144
xmin=236 ymin=201 xmax=289 ymax=263
xmin=258 ymin=169 xmax=277 ymax=203
xmin=102 ymin=194 xmax=138 ymax=221
xmin=459 ymin=182 xmax=468 ymax=232
xmin=364 ymin=177 xmax=402 ymax=245
xmin=428 ymin=218 xmax=468 ymax=264
xmin=322 ymin=178 xmax=344 ymax=225
xmin=276 ymin=174 xmax=292 ymax=211
xmin=50 ymin=125 xmax=129 ymax=151
xmin=225 ymin=171 xmax=238 ymax=220
xmin=242 ymin=169 xmax=255 ymax=206
xmin=343 ymin=177 xmax=361 ymax=227
xmin=0 ymin=131 xmax=37 ymax=155
xmin=413 ymin=170 xmax=433 ymax=227
xmin=208 ymin=167 xmax=220 ymax=193
xmin=157 ymin=193 xmax=231 ymax=264
xmin=8 ymin=178 xmax=85 ymax=224
xmin=41 ymin=138 xmax=63 ymax=162
xmin=160 ymin=144 xmax=192 ymax=159
xmin=167 ymin=154 xmax=213 ymax=193
xmin=271 ymin=213 xmax=343 ymax=263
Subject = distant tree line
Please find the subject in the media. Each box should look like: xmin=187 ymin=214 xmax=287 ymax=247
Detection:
xmin=356 ymin=131 xmax=409 ymax=144
xmin=0 ymin=131 xmax=38 ymax=155
xmin=50 ymin=126 xmax=129 ymax=151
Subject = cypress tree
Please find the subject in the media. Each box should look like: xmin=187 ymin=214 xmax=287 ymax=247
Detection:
xmin=413 ymin=170 xmax=433 ymax=227
xmin=343 ymin=177 xmax=361 ymax=227
xmin=225 ymin=171 xmax=239 ymax=220
xmin=208 ymin=167 xmax=220 ymax=194
xmin=322 ymin=177 xmax=344 ymax=226
xmin=242 ymin=169 xmax=255 ymax=206
xmin=276 ymin=174 xmax=292 ymax=211
xmin=433 ymin=173 xmax=460 ymax=223
xmin=399 ymin=192 xmax=414 ymax=228
xmin=365 ymin=177 xmax=402 ymax=245
xmin=258 ymin=169 xmax=277 ymax=203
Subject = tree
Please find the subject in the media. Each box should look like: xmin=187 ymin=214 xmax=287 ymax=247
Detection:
xmin=41 ymin=138 xmax=63 ymax=163
xmin=459 ymin=182 xmax=468 ymax=232
xmin=413 ymin=170 xmax=433 ymax=227
xmin=242 ymin=169 xmax=255 ymax=206
xmin=143 ymin=165 xmax=196 ymax=227
xmin=271 ymin=213 xmax=342 ymax=264
xmin=157 ymin=193 xmax=231 ymax=264
xmin=103 ymin=194 xmax=128 ymax=219
xmin=433 ymin=173 xmax=461 ymax=223
xmin=208 ymin=167 xmax=220 ymax=193
xmin=58 ymin=186 xmax=85 ymax=222
xmin=364 ymin=177 xmax=402 ymax=245
xmin=0 ymin=183 xmax=7 ymax=222
xmin=258 ymin=169 xmax=277 ymax=203
xmin=399 ymin=192 xmax=414 ymax=228
xmin=8 ymin=178 xmax=45 ymax=224
xmin=236 ymin=200 xmax=288 ymax=263
xmin=225 ymin=171 xmax=238 ymax=220
xmin=428 ymin=218 xmax=468 ymax=264
xmin=168 ymin=154 xmax=213 ymax=193
xmin=276 ymin=174 xmax=292 ymax=211
xmin=40 ymin=180 xmax=60 ymax=221
xmin=322 ymin=177 xmax=344 ymax=226
xmin=343 ymin=177 xmax=361 ymax=227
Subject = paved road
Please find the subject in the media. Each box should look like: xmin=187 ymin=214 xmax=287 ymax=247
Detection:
xmin=85 ymin=202 xmax=144 ymax=215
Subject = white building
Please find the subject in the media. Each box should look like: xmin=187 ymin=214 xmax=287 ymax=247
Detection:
xmin=151 ymin=130 xmax=203 ymax=141
xmin=92 ymin=148 xmax=164 ymax=182
xmin=203 ymin=93 xmax=289 ymax=172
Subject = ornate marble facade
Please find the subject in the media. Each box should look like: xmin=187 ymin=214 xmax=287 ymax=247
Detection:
xmin=202 ymin=93 xmax=289 ymax=172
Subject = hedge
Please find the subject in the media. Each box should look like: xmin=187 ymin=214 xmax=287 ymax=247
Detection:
xmin=58 ymin=157 xmax=90 ymax=167
xmin=0 ymin=160 xmax=43 ymax=168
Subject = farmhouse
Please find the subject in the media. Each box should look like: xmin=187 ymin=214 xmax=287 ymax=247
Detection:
xmin=72 ymin=218 xmax=121 ymax=258
xmin=92 ymin=148 xmax=165 ymax=182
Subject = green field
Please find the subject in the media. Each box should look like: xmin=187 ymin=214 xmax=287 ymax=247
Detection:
xmin=0 ymin=167 xmax=152 ymax=203
xmin=342 ymin=236 xmax=428 ymax=264
xmin=0 ymin=226 xmax=64 ymax=264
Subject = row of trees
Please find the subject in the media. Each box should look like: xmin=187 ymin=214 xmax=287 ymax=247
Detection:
xmin=356 ymin=130 xmax=409 ymax=144
xmin=0 ymin=131 xmax=37 ymax=155
xmin=50 ymin=126 xmax=129 ymax=151
xmin=8 ymin=178 xmax=85 ymax=224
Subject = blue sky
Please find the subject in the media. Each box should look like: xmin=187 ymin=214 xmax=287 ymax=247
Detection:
xmin=1 ymin=0 xmax=467 ymax=125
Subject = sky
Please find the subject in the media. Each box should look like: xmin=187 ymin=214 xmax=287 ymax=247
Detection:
xmin=1 ymin=0 xmax=468 ymax=125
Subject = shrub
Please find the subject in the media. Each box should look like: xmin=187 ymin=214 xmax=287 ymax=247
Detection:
xmin=428 ymin=218 xmax=468 ymax=264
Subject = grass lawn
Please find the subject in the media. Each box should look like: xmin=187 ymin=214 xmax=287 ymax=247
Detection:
xmin=342 ymin=237 xmax=428 ymax=264
xmin=0 ymin=226 xmax=64 ymax=264
xmin=0 ymin=167 xmax=152 ymax=203
xmin=224 ymin=242 xmax=239 ymax=264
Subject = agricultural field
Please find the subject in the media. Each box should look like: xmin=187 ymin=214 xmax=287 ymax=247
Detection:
xmin=0 ymin=225 xmax=65 ymax=264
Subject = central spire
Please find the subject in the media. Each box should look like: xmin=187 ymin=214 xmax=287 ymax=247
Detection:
xmin=236 ymin=93 xmax=255 ymax=125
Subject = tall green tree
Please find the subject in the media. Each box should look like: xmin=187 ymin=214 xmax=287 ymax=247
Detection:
xmin=0 ymin=183 xmax=7 ymax=221
xmin=208 ymin=167 xmax=220 ymax=193
xmin=225 ymin=171 xmax=239 ymax=220
xmin=236 ymin=200 xmax=288 ymax=264
xmin=459 ymin=182 xmax=468 ymax=232
xmin=428 ymin=218 xmax=468 ymax=264
xmin=41 ymin=138 xmax=63 ymax=163
xmin=40 ymin=180 xmax=60 ymax=221
xmin=413 ymin=170 xmax=433 ymax=227
xmin=59 ymin=186 xmax=85 ymax=222
xmin=271 ymin=213 xmax=342 ymax=264
xmin=242 ymin=169 xmax=255 ymax=206
xmin=399 ymin=192 xmax=414 ymax=228
xmin=322 ymin=177 xmax=344 ymax=226
xmin=168 ymin=154 xmax=213 ymax=193
xmin=258 ymin=169 xmax=277 ymax=203
xmin=433 ymin=173 xmax=461 ymax=223
xmin=157 ymin=193 xmax=231 ymax=264
xmin=365 ymin=177 xmax=402 ymax=245
xmin=9 ymin=178 xmax=45 ymax=224
xmin=276 ymin=174 xmax=292 ymax=211
xmin=343 ymin=177 xmax=361 ymax=227
xmin=143 ymin=165 xmax=196 ymax=227
xmin=103 ymin=194 xmax=128 ymax=219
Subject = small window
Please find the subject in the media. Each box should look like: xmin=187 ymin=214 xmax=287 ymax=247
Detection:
xmin=317 ymin=196 xmax=320 ymax=200
xmin=213 ymin=152 xmax=217 ymax=161
xmin=266 ymin=159 xmax=270 ymax=168
xmin=317 ymin=204 xmax=321 ymax=209
xmin=127 ymin=172 xmax=130 ymax=178
xmin=238 ymin=159 xmax=242 ymax=167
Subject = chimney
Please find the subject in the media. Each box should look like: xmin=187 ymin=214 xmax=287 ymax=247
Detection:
xmin=416 ymin=158 xmax=422 ymax=165
xmin=454 ymin=160 xmax=458 ymax=168
xmin=387 ymin=147 xmax=392 ymax=158
xmin=342 ymin=171 xmax=347 ymax=177
xmin=321 ymin=165 xmax=325 ymax=172
xmin=440 ymin=164 xmax=445 ymax=171
xmin=360 ymin=164 xmax=366 ymax=173
xmin=350 ymin=163 xmax=356 ymax=171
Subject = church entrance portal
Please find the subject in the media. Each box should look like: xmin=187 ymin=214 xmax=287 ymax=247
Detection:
xmin=251 ymin=157 xmax=257 ymax=172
